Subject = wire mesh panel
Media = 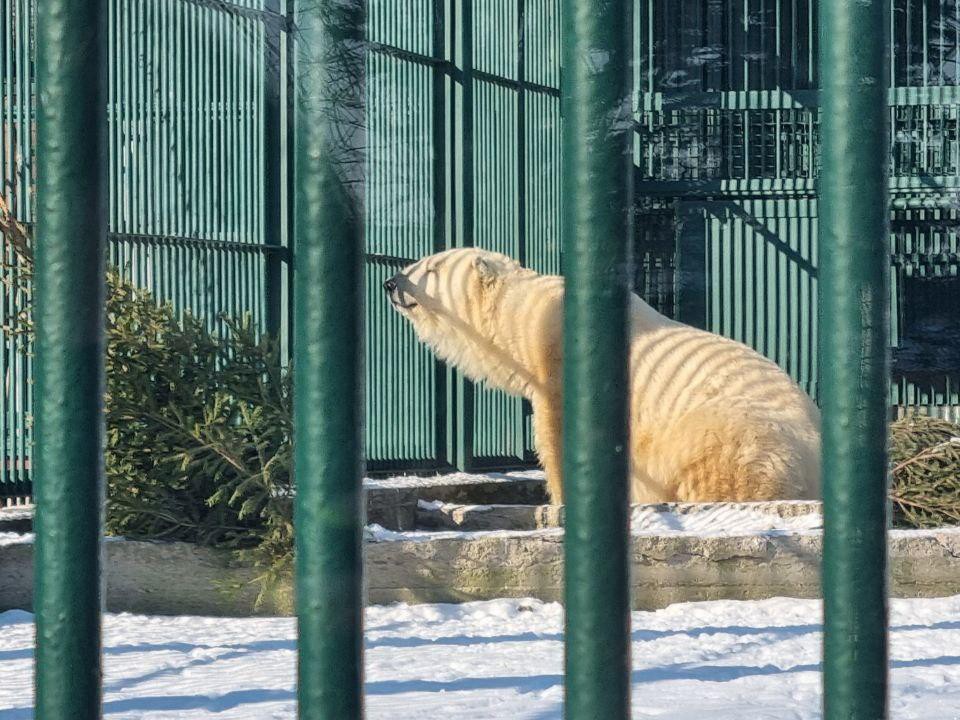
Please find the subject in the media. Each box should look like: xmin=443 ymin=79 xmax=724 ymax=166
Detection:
xmin=0 ymin=237 xmax=31 ymax=502
xmin=367 ymin=0 xmax=562 ymax=470
xmin=634 ymin=206 xmax=677 ymax=317
xmin=643 ymin=0 xmax=960 ymax=419
xmin=635 ymin=0 xmax=960 ymax=195
xmin=471 ymin=0 xmax=526 ymax=464
xmin=520 ymin=0 xmax=561 ymax=456
xmin=679 ymin=198 xmax=819 ymax=397
xmin=634 ymin=0 xmax=820 ymax=190
xmin=467 ymin=0 xmax=562 ymax=466
xmin=0 ymin=0 xmax=32 ymax=220
xmin=109 ymin=0 xmax=265 ymax=242
xmin=891 ymin=0 xmax=960 ymax=87
xmin=890 ymin=207 xmax=960 ymax=421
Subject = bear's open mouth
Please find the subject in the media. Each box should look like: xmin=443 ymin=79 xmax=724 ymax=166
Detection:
xmin=389 ymin=289 xmax=419 ymax=310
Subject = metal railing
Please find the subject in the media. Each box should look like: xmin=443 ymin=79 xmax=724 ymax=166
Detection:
xmin=818 ymin=0 xmax=890 ymax=716
xmin=29 ymin=2 xmax=889 ymax=720
xmin=32 ymin=0 xmax=107 ymax=714
xmin=5 ymin=0 xmax=955 ymax=502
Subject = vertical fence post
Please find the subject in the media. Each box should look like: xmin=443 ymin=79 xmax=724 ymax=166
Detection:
xmin=561 ymin=0 xmax=633 ymax=716
xmin=33 ymin=0 xmax=108 ymax=717
xmin=819 ymin=0 xmax=891 ymax=718
xmin=264 ymin=0 xmax=285 ymax=344
xmin=453 ymin=0 xmax=475 ymax=472
xmin=292 ymin=0 xmax=366 ymax=718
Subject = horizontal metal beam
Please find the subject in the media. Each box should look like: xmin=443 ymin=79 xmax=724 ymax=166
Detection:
xmin=367 ymin=41 xmax=561 ymax=98
xmin=634 ymin=176 xmax=960 ymax=199
xmin=637 ymin=86 xmax=960 ymax=111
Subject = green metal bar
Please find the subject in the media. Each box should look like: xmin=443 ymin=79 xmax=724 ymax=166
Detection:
xmin=292 ymin=0 xmax=366 ymax=717
xmin=454 ymin=0 xmax=475 ymax=471
xmin=264 ymin=0 xmax=284 ymax=338
xmin=818 ymin=0 xmax=891 ymax=718
xmin=1 ymin=0 xmax=9 ymax=499
xmin=284 ymin=0 xmax=296 ymax=357
xmin=561 ymin=0 xmax=633 ymax=715
xmin=33 ymin=0 xmax=108 ymax=715
xmin=431 ymin=0 xmax=448 ymax=465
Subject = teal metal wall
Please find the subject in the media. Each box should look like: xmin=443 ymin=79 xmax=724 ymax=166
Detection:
xmin=107 ymin=0 xmax=276 ymax=336
xmin=364 ymin=0 xmax=562 ymax=472
xmin=2 ymin=0 xmax=285 ymax=501
xmin=365 ymin=0 xmax=442 ymax=467
xmin=677 ymin=201 xmax=960 ymax=414
xmin=2 ymin=0 xmax=560 ymax=499
xmin=3 ymin=0 xmax=960 ymax=500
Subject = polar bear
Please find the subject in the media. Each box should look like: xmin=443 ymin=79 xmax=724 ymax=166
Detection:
xmin=383 ymin=247 xmax=821 ymax=504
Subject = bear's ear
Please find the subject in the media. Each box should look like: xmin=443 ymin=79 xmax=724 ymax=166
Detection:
xmin=473 ymin=255 xmax=496 ymax=283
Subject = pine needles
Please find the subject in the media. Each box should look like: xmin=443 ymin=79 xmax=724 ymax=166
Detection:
xmin=890 ymin=415 xmax=960 ymax=528
xmin=2 ymin=198 xmax=294 ymax=605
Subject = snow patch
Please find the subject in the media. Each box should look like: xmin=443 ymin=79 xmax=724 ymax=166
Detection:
xmin=4 ymin=595 xmax=960 ymax=718
xmin=364 ymin=469 xmax=544 ymax=490
xmin=630 ymin=503 xmax=823 ymax=536
xmin=0 ymin=505 xmax=33 ymax=521
xmin=364 ymin=523 xmax=562 ymax=543
xmin=0 ymin=532 xmax=33 ymax=546
xmin=0 ymin=533 xmax=130 ymax=547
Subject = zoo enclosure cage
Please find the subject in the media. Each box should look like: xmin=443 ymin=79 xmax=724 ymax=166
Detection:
xmin=2 ymin=0 xmax=959 ymax=504
xmin=24 ymin=0 xmax=891 ymax=715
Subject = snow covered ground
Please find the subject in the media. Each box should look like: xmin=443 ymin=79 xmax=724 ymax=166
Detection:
xmin=3 ymin=595 xmax=960 ymax=719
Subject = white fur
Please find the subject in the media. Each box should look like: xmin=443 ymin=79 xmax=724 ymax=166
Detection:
xmin=387 ymin=247 xmax=821 ymax=504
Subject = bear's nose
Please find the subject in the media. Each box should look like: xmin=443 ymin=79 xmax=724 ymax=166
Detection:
xmin=383 ymin=278 xmax=397 ymax=293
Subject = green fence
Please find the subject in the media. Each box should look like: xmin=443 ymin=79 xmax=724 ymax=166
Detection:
xmin=1 ymin=0 xmax=33 ymax=502
xmin=26 ymin=0 xmax=893 ymax=717
xmin=4 ymin=0 xmax=960 ymax=502
xmin=365 ymin=0 xmax=563 ymax=472
xmin=1 ymin=0 xmax=286 ymax=503
xmin=2 ymin=0 xmax=563 ymax=501
xmin=636 ymin=0 xmax=960 ymax=421
xmin=677 ymin=200 xmax=960 ymax=409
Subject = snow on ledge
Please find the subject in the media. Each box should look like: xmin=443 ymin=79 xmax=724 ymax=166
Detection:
xmin=0 ymin=531 xmax=34 ymax=547
xmin=631 ymin=502 xmax=823 ymax=536
xmin=364 ymin=469 xmax=545 ymax=490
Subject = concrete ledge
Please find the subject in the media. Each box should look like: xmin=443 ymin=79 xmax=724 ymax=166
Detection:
xmin=367 ymin=472 xmax=547 ymax=529
xmin=0 ymin=472 xmax=549 ymax=534
xmin=417 ymin=503 xmax=563 ymax=530
xmin=366 ymin=530 xmax=960 ymax=607
xmin=0 ymin=538 xmax=275 ymax=617
xmin=417 ymin=500 xmax=822 ymax=532
xmin=3 ymin=527 xmax=959 ymax=616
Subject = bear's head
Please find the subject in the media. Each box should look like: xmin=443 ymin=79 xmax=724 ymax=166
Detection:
xmin=383 ymin=247 xmax=545 ymax=395
xmin=384 ymin=247 xmax=519 ymax=334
